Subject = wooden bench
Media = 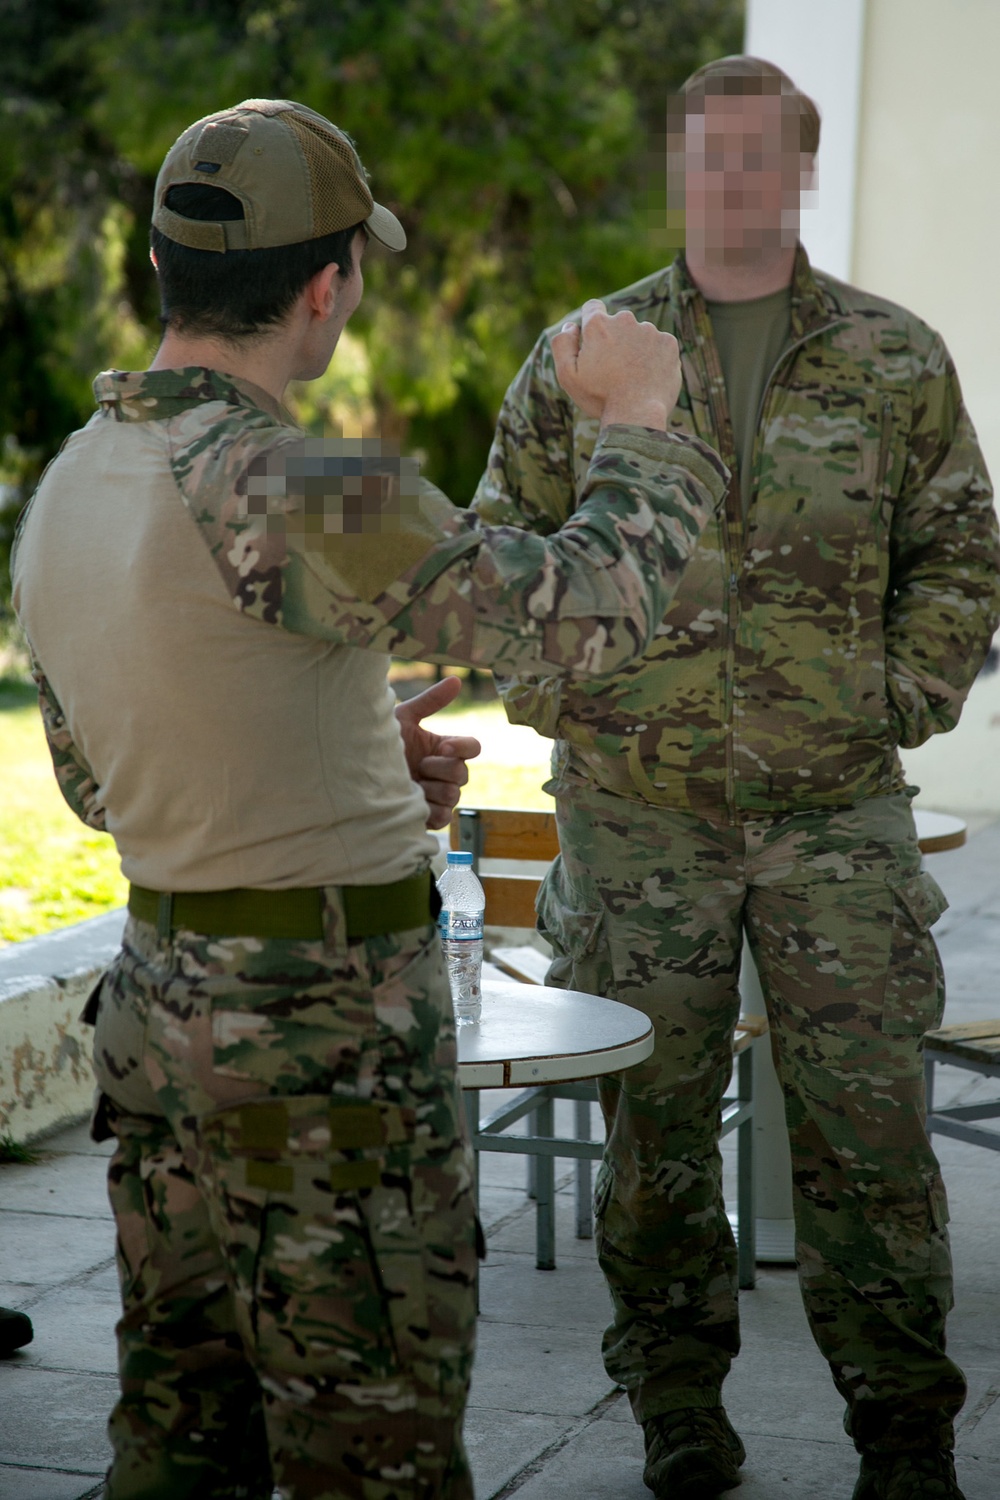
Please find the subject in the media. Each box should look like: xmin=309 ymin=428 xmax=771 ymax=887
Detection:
xmin=451 ymin=805 xmax=767 ymax=1288
xmin=925 ymin=1021 xmax=1000 ymax=1151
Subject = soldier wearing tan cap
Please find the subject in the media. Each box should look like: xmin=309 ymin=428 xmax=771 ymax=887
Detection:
xmin=12 ymin=99 xmax=730 ymax=1498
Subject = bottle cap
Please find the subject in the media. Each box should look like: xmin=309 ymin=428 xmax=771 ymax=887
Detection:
xmin=447 ymin=850 xmax=474 ymax=865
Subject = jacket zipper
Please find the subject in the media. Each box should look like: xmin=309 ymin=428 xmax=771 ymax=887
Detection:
xmin=689 ymin=306 xmax=741 ymax=821
xmin=873 ymin=397 xmax=893 ymax=521
xmin=747 ymin=318 xmax=847 ymax=506
xmin=706 ymin=308 xmax=846 ymax=819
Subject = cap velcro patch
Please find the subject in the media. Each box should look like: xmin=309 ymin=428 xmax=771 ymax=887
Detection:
xmin=193 ymin=121 xmax=249 ymax=167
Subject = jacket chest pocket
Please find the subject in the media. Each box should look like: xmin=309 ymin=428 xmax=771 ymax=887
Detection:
xmin=751 ymin=385 xmax=907 ymax=597
xmin=756 ymin=386 xmax=902 ymax=520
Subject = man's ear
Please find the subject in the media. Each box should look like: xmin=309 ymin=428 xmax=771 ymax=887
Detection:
xmin=304 ymin=262 xmax=340 ymax=320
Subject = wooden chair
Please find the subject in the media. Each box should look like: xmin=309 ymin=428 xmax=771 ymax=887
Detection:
xmin=925 ymin=1022 xmax=1000 ymax=1150
xmin=451 ymin=805 xmax=766 ymax=1288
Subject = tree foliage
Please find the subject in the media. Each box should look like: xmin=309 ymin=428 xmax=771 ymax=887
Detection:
xmin=0 ymin=0 xmax=743 ymax=637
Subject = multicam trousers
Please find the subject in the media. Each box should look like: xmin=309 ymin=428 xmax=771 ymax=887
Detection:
xmin=537 ymin=781 xmax=966 ymax=1454
xmin=87 ymin=894 xmax=479 ymax=1500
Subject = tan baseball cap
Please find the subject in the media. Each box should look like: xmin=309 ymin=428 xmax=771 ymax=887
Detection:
xmin=152 ymin=98 xmax=406 ymax=254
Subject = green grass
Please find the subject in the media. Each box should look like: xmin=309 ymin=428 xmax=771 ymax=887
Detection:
xmin=0 ymin=681 xmax=553 ymax=946
xmin=429 ymin=695 xmax=554 ymax=811
xmin=0 ymin=1133 xmax=43 ymax=1165
xmin=0 ymin=679 xmax=128 ymax=945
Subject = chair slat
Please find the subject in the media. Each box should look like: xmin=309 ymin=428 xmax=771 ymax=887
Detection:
xmin=926 ymin=1021 xmax=1000 ymax=1046
xmin=451 ymin=807 xmax=559 ymax=861
xmin=480 ymin=874 xmax=541 ymax=930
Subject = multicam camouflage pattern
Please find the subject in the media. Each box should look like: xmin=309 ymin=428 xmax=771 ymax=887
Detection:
xmin=473 ymin=247 xmax=1000 ymax=816
xmin=31 ymin=666 xmax=108 ymax=830
xmin=89 ymin=900 xmax=478 ymax=1500
xmin=82 ymin=367 xmax=727 ymax=682
xmin=538 ymin=782 xmax=966 ymax=1452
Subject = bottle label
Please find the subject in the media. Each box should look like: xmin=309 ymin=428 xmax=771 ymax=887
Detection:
xmin=439 ymin=912 xmax=484 ymax=942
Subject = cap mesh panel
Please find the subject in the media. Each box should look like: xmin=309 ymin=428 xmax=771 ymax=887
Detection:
xmin=285 ymin=114 xmax=372 ymax=235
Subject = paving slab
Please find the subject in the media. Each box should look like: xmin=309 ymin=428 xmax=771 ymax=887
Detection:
xmin=45 ymin=1126 xmax=115 ymax=1159
xmin=0 ymin=1367 xmax=114 ymax=1475
xmin=478 ymin=1249 xmax=610 ymax=1332
xmin=13 ymin=1282 xmax=120 ymax=1376
xmin=0 ymin=1467 xmax=104 ymax=1500
xmin=958 ymin=1383 xmax=1000 ymax=1459
xmin=465 ymin=1409 xmax=574 ymax=1500
xmin=0 ymin=1212 xmax=113 ymax=1291
xmin=485 ymin=1188 xmax=603 ymax=1262
xmin=0 ymin=1152 xmax=113 ymax=1221
xmin=469 ymin=1319 xmax=616 ymax=1419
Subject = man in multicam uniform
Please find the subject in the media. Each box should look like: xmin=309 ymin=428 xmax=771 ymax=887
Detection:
xmin=10 ymin=99 xmax=728 ymax=1500
xmin=473 ymin=55 xmax=1000 ymax=1500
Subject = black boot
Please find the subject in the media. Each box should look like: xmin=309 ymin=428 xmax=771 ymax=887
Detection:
xmin=0 ymin=1306 xmax=33 ymax=1356
xmin=642 ymin=1407 xmax=746 ymax=1498
xmin=853 ymin=1448 xmax=966 ymax=1500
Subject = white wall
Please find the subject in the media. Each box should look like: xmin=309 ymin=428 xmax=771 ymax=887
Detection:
xmin=855 ymin=0 xmax=1000 ymax=814
xmin=745 ymin=0 xmax=1000 ymax=815
xmin=744 ymin=0 xmax=867 ymax=280
xmin=746 ymin=0 xmax=1000 ymax=487
xmin=853 ymin=0 xmax=1000 ymax=487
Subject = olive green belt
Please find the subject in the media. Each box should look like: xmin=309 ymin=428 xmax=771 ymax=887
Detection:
xmin=128 ymin=870 xmax=435 ymax=942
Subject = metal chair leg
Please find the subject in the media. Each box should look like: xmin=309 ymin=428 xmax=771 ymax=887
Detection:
xmin=526 ymin=1105 xmax=538 ymax=1199
xmin=535 ymin=1094 xmax=556 ymax=1269
xmin=574 ymin=1097 xmax=593 ymax=1239
xmin=736 ymin=1044 xmax=756 ymax=1289
xmin=464 ymin=1088 xmax=482 ymax=1311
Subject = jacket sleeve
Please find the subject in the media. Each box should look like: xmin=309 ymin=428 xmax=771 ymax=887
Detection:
xmin=180 ymin=414 xmax=728 ymax=681
xmin=31 ymin=661 xmax=108 ymax=831
xmin=471 ymin=331 xmax=583 ymax=534
xmin=885 ymin=334 xmax=1000 ymax=747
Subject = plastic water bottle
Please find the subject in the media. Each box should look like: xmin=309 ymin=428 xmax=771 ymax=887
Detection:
xmin=437 ymin=850 xmax=485 ymax=1026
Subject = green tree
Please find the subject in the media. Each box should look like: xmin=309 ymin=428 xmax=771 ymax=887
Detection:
xmin=0 ymin=0 xmax=743 ymax=649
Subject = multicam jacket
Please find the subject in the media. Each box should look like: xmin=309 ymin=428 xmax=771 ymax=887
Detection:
xmin=473 ymin=249 xmax=1000 ymax=819
xmin=12 ymin=368 xmax=726 ymax=889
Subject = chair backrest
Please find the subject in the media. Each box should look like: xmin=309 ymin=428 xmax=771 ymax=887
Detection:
xmin=449 ymin=806 xmax=557 ymax=931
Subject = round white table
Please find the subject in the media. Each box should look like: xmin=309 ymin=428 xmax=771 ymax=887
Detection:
xmin=458 ymin=977 xmax=654 ymax=1086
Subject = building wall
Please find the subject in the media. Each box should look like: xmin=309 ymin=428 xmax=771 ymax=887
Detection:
xmin=744 ymin=0 xmax=866 ymax=281
xmin=853 ymin=0 xmax=1000 ymax=485
xmin=746 ymin=0 xmax=1000 ymax=497
xmin=745 ymin=0 xmax=1000 ymax=815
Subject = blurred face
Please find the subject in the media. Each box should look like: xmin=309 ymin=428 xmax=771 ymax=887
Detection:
xmin=683 ymin=91 xmax=812 ymax=267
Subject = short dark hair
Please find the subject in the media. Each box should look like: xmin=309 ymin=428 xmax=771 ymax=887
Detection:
xmin=150 ymin=183 xmax=363 ymax=342
xmin=679 ymin=55 xmax=821 ymax=156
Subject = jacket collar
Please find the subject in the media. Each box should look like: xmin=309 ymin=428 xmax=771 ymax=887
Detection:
xmin=92 ymin=367 xmax=293 ymax=425
xmin=671 ymin=244 xmax=842 ymax=341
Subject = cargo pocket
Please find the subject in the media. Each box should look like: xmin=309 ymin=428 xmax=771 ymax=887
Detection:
xmin=535 ymin=855 xmax=614 ymax=999
xmin=200 ymin=1093 xmax=423 ymax=1379
xmin=593 ymin=1158 xmax=614 ymax=1224
xmin=881 ymin=871 xmax=948 ymax=1035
